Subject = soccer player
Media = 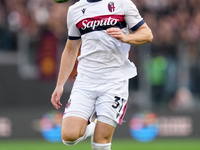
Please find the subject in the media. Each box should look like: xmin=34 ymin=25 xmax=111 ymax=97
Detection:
xmin=51 ymin=0 xmax=153 ymax=149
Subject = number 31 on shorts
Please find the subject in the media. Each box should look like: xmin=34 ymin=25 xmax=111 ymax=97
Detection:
xmin=112 ymin=96 xmax=127 ymax=118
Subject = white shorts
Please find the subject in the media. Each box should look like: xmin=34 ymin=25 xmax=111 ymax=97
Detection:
xmin=63 ymin=79 xmax=129 ymax=127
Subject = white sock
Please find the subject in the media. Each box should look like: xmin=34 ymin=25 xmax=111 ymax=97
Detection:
xmin=92 ymin=142 xmax=111 ymax=150
xmin=62 ymin=122 xmax=96 ymax=146
xmin=85 ymin=122 xmax=96 ymax=137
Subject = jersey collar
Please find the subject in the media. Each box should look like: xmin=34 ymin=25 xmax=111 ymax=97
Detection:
xmin=87 ymin=0 xmax=102 ymax=2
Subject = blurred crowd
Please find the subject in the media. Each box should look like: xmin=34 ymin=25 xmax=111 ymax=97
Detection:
xmin=0 ymin=0 xmax=200 ymax=50
xmin=132 ymin=0 xmax=200 ymax=110
xmin=0 ymin=0 xmax=200 ymax=110
xmin=0 ymin=0 xmax=75 ymax=50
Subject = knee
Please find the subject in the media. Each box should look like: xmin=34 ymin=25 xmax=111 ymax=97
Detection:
xmin=61 ymin=129 xmax=84 ymax=142
xmin=61 ymin=131 xmax=81 ymax=146
xmin=61 ymin=129 xmax=86 ymax=146
xmin=61 ymin=116 xmax=88 ymax=144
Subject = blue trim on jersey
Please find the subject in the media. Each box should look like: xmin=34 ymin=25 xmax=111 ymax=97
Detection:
xmin=68 ymin=36 xmax=81 ymax=40
xmin=87 ymin=0 xmax=102 ymax=2
xmin=130 ymin=20 xmax=145 ymax=32
xmin=79 ymin=21 xmax=127 ymax=35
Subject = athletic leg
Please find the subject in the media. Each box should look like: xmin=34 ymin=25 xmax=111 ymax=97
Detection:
xmin=61 ymin=80 xmax=97 ymax=145
xmin=62 ymin=116 xmax=96 ymax=145
xmin=91 ymin=116 xmax=117 ymax=150
xmin=91 ymin=121 xmax=115 ymax=150
xmin=93 ymin=119 xmax=116 ymax=143
xmin=92 ymin=80 xmax=129 ymax=150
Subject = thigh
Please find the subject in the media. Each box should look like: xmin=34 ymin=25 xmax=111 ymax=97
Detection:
xmin=93 ymin=121 xmax=115 ymax=143
xmin=61 ymin=116 xmax=88 ymax=141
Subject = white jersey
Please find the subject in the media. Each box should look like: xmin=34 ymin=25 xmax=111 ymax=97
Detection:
xmin=67 ymin=0 xmax=145 ymax=83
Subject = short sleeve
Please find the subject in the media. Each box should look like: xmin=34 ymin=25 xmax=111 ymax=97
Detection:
xmin=123 ymin=0 xmax=145 ymax=32
xmin=67 ymin=7 xmax=81 ymax=40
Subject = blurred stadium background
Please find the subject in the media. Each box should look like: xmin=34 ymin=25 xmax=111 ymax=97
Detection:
xmin=0 ymin=0 xmax=200 ymax=149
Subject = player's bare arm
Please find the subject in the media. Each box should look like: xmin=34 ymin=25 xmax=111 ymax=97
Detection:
xmin=51 ymin=39 xmax=81 ymax=109
xmin=106 ymin=23 xmax=153 ymax=45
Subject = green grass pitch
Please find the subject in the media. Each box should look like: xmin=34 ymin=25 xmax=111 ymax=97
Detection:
xmin=0 ymin=139 xmax=200 ymax=150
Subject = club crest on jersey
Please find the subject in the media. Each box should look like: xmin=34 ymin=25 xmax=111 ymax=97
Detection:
xmin=108 ymin=2 xmax=115 ymax=12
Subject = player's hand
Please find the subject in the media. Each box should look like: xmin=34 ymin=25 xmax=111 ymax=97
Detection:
xmin=106 ymin=27 xmax=126 ymax=42
xmin=51 ymin=86 xmax=63 ymax=109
